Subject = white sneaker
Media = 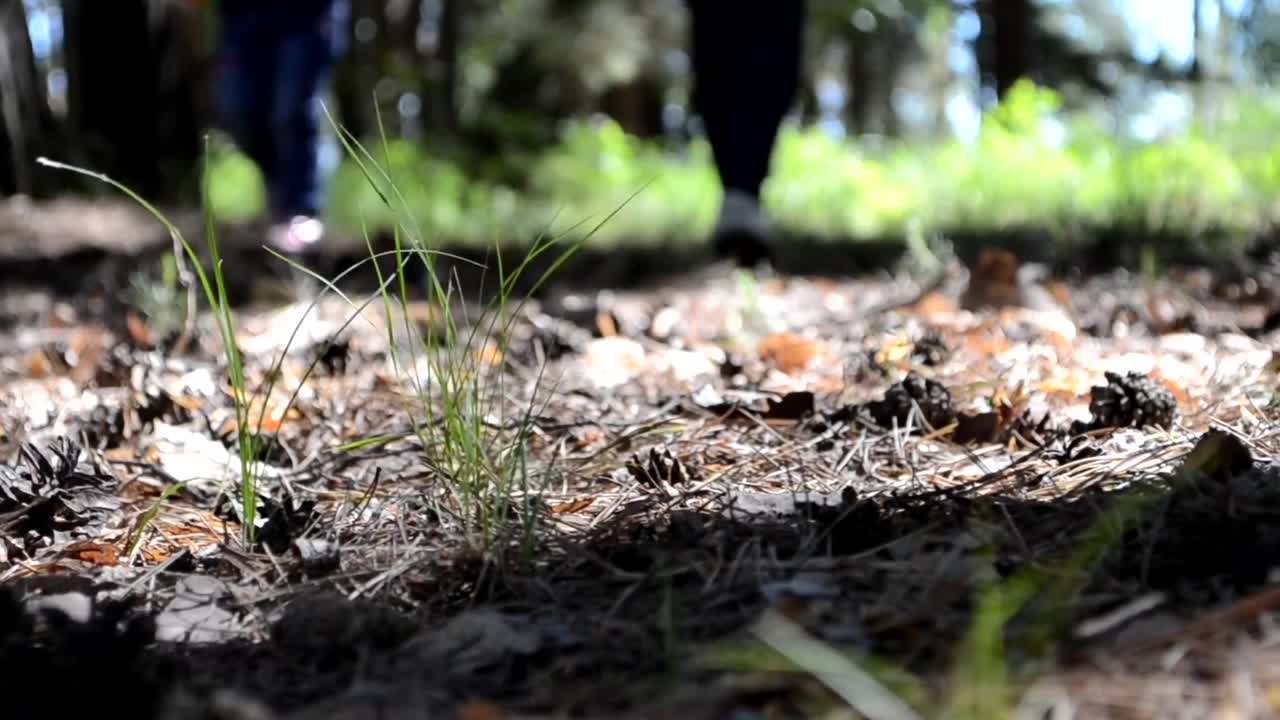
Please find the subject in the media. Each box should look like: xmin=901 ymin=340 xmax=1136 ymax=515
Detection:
xmin=268 ymin=215 xmax=325 ymax=253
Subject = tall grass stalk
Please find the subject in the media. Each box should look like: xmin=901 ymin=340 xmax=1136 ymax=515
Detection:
xmin=38 ymin=148 xmax=261 ymax=544
xmin=321 ymin=101 xmax=637 ymax=555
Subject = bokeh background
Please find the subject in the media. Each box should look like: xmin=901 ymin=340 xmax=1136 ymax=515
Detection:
xmin=6 ymin=0 xmax=1280 ymax=253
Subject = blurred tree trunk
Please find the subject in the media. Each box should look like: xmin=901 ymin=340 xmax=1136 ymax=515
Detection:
xmin=981 ymin=0 xmax=1035 ymax=99
xmin=847 ymin=21 xmax=908 ymax=137
xmin=0 ymin=0 xmax=53 ymax=195
xmin=334 ymin=0 xmax=379 ymax=140
xmin=1190 ymin=0 xmax=1203 ymax=82
xmin=332 ymin=4 xmax=367 ymax=140
xmin=62 ymin=0 xmax=201 ymax=203
xmin=602 ymin=78 xmax=662 ymax=137
xmin=847 ymin=30 xmax=876 ymax=134
xmin=431 ymin=0 xmax=459 ymax=134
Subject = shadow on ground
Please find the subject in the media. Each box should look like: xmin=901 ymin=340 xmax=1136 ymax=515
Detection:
xmin=4 ymin=453 xmax=1277 ymax=718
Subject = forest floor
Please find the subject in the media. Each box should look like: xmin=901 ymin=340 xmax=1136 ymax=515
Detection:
xmin=6 ymin=197 xmax=1280 ymax=718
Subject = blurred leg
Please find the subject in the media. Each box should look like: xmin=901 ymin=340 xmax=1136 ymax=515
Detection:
xmin=215 ymin=9 xmax=273 ymax=179
xmin=689 ymin=0 xmax=804 ymax=199
xmin=269 ymin=6 xmax=341 ymax=221
xmin=689 ymin=0 xmax=805 ymax=264
xmin=267 ymin=2 xmax=346 ymax=250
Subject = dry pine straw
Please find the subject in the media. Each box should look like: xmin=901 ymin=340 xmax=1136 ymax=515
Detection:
xmin=4 ymin=259 xmax=1280 ymax=716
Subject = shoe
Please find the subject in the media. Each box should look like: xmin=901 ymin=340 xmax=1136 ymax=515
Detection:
xmin=268 ymin=215 xmax=325 ymax=253
xmin=711 ymin=189 xmax=774 ymax=267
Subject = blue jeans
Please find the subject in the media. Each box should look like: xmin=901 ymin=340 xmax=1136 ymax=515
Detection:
xmin=215 ymin=0 xmax=349 ymax=221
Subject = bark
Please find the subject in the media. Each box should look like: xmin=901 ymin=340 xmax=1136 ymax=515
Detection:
xmin=602 ymin=78 xmax=662 ymax=138
xmin=847 ymin=30 xmax=876 ymax=134
xmin=847 ymin=21 xmax=909 ymax=137
xmin=62 ymin=0 xmax=201 ymax=203
xmin=334 ymin=0 xmax=380 ymax=140
xmin=0 ymin=0 xmax=51 ymax=195
xmin=434 ymin=0 xmax=459 ymax=133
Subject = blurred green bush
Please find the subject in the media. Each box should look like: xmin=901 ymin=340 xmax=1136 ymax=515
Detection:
xmin=204 ymin=81 xmax=1280 ymax=251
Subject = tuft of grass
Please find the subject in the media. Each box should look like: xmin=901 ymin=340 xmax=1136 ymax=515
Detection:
xmin=128 ymin=250 xmax=189 ymax=344
xmin=40 ymin=148 xmax=262 ymax=545
xmin=318 ymin=100 xmax=635 ymax=558
xmin=41 ymin=99 xmax=625 ymax=559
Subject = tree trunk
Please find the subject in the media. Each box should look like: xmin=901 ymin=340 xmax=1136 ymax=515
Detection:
xmin=434 ymin=0 xmax=459 ymax=134
xmin=602 ymin=79 xmax=662 ymax=138
xmin=847 ymin=23 xmax=907 ymax=137
xmin=847 ymin=30 xmax=875 ymax=135
xmin=982 ymin=0 xmax=1035 ymax=99
xmin=0 ymin=0 xmax=52 ymax=195
xmin=62 ymin=0 xmax=201 ymax=203
xmin=1190 ymin=0 xmax=1203 ymax=82
xmin=334 ymin=0 xmax=380 ymax=140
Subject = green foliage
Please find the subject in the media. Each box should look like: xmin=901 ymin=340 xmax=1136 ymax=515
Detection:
xmin=319 ymin=105 xmax=616 ymax=558
xmin=763 ymin=126 xmax=917 ymax=238
xmin=1112 ymin=134 xmax=1249 ymax=234
xmin=41 ymin=147 xmax=261 ymax=546
xmin=527 ymin=118 xmax=719 ymax=240
xmin=207 ymin=83 xmax=1280 ymax=252
xmin=128 ymin=251 xmax=188 ymax=341
xmin=327 ymin=138 xmax=474 ymax=238
xmin=203 ymin=134 xmax=265 ymax=223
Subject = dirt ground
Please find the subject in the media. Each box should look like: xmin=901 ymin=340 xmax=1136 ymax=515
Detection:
xmin=6 ymin=198 xmax=1280 ymax=719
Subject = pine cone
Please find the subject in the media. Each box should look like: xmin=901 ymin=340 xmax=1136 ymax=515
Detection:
xmin=1084 ymin=371 xmax=1177 ymax=430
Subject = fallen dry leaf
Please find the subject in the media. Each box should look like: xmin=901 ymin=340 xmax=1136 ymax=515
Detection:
xmin=595 ymin=310 xmax=619 ymax=337
xmin=913 ymin=289 xmax=958 ymax=317
xmin=457 ymin=699 xmax=508 ymax=720
xmin=582 ymin=336 xmax=646 ymax=388
xmin=551 ymin=497 xmax=595 ymax=514
xmin=960 ymin=247 xmax=1023 ymax=311
xmin=60 ymin=539 xmax=120 ymax=566
xmin=758 ymin=332 xmax=823 ymax=373
xmin=473 ymin=340 xmax=503 ymax=367
xmin=126 ymin=310 xmax=154 ymax=348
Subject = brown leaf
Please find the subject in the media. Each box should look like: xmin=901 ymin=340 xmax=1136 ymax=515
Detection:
xmin=960 ymin=247 xmax=1023 ymax=311
xmin=67 ymin=324 xmax=109 ymax=386
xmin=126 ymin=310 xmax=154 ymax=348
xmin=102 ymin=447 xmax=136 ymax=463
xmin=551 ymin=497 xmax=595 ymax=514
xmin=570 ymin=426 xmax=603 ymax=450
xmin=232 ymin=395 xmax=303 ymax=433
xmin=913 ymin=289 xmax=958 ymax=317
xmin=595 ymin=310 xmax=619 ymax=337
xmin=758 ymin=332 xmax=822 ymax=373
xmin=23 ymin=350 xmax=56 ymax=378
xmin=457 ymin=699 xmax=507 ymax=720
xmin=61 ymin=540 xmax=119 ymax=566
xmin=473 ymin=341 xmax=503 ymax=367
xmin=1046 ymin=280 xmax=1073 ymax=307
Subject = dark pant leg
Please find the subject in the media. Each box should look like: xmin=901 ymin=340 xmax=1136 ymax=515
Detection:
xmin=688 ymin=0 xmax=805 ymax=199
xmin=267 ymin=2 xmax=345 ymax=220
xmin=215 ymin=11 xmax=274 ymax=181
